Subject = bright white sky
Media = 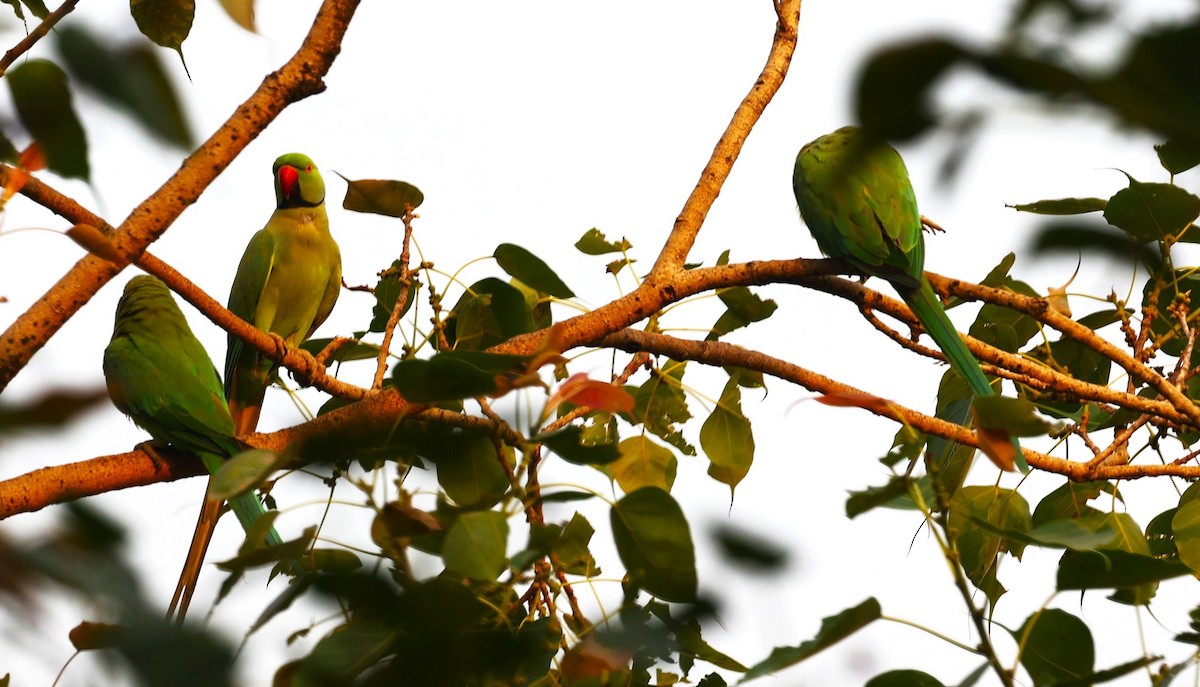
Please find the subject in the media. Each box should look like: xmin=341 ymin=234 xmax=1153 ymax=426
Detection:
xmin=3 ymin=1 xmax=1200 ymax=685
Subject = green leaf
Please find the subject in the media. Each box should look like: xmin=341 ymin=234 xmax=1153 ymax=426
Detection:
xmin=610 ymin=487 xmax=696 ymax=602
xmin=494 ymin=243 xmax=575 ymax=298
xmin=1032 ymin=481 xmax=1115 ymax=526
xmin=969 ymin=516 xmax=1116 ymax=552
xmin=742 ymin=598 xmax=881 ymax=681
xmin=443 ymin=510 xmax=509 ymax=580
xmin=556 ymin=513 xmax=600 ymax=576
xmin=700 ymin=374 xmax=754 ymax=492
xmin=447 ymin=278 xmax=536 ymax=351
xmin=1008 ymin=197 xmax=1108 ymax=215
xmin=865 ymin=670 xmax=946 ymax=687
xmin=432 ymin=432 xmax=509 ymax=509
xmin=55 ymin=26 xmax=193 ymax=149
xmin=948 ymin=486 xmax=1030 ymax=608
xmin=208 ymin=449 xmax=279 ymax=500
xmin=575 ymin=227 xmax=631 ymax=255
xmin=8 ymin=59 xmax=89 ymax=180
xmin=537 ymin=425 xmax=620 ymax=466
xmin=602 ymin=435 xmax=677 ymax=493
xmin=392 ymin=355 xmax=498 ymax=402
xmin=1171 ymin=500 xmax=1200 ymax=576
xmin=340 ymin=175 xmax=424 ymax=216
xmin=627 ymin=361 xmax=695 ymax=455
xmin=1015 ymin=609 xmax=1094 ymax=687
xmin=369 ymin=259 xmax=416 ymax=332
xmin=391 ymin=350 xmax=531 ymax=402
xmin=129 ymin=0 xmax=194 ymax=66
xmin=1104 ymin=175 xmax=1200 ymax=242
xmin=706 ymin=286 xmax=777 ymax=341
xmin=845 ymin=476 xmax=916 ymax=519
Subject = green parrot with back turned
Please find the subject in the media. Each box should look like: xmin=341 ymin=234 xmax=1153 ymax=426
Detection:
xmin=225 ymin=152 xmax=342 ymax=437
xmin=792 ymin=126 xmax=1026 ymax=472
xmin=104 ymin=275 xmax=284 ymax=622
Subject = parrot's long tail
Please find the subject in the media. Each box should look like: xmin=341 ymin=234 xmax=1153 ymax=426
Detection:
xmin=167 ymin=493 xmax=222 ymax=623
xmin=901 ymin=278 xmax=1026 ymax=472
xmin=167 ymin=474 xmax=285 ymax=624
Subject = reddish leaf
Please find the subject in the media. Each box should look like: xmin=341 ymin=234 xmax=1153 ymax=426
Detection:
xmin=548 ymin=373 xmax=635 ymax=415
xmin=66 ymin=223 xmax=125 ymax=264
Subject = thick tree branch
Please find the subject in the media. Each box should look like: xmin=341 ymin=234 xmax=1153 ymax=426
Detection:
xmin=0 ymin=0 xmax=362 ymax=390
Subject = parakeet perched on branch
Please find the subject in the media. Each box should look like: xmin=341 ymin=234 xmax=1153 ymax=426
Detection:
xmin=225 ymin=153 xmax=341 ymax=436
xmin=792 ymin=126 xmax=1025 ymax=472
xmin=103 ymin=275 xmax=283 ymax=621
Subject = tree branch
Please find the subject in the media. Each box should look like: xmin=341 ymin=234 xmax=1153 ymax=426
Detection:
xmin=0 ymin=0 xmax=362 ymax=390
xmin=0 ymin=0 xmax=80 ymax=77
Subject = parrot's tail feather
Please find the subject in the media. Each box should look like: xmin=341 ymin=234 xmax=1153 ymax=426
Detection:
xmin=902 ymin=279 xmax=1026 ymax=472
xmin=167 ymin=494 xmax=223 ymax=624
xmin=902 ymin=280 xmax=994 ymax=398
xmin=229 ymin=399 xmax=263 ymax=438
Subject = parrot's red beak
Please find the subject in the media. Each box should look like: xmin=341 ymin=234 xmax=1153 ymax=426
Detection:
xmin=278 ymin=165 xmax=299 ymax=200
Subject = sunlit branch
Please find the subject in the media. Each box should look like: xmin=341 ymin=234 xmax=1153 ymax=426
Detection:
xmin=0 ymin=0 xmax=362 ymax=390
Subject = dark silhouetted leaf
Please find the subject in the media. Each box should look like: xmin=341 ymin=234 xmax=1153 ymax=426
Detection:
xmin=1156 ymin=139 xmax=1200 ymax=175
xmin=1016 ymin=609 xmax=1094 ymax=686
xmin=0 ymin=387 xmax=106 ymax=433
xmin=1104 ymin=175 xmax=1200 ymax=242
xmin=856 ymin=38 xmax=967 ymax=142
xmin=56 ymin=26 xmax=193 ymax=149
xmin=1008 ymin=197 xmax=1107 ymax=215
xmin=537 ymin=425 xmax=620 ymax=466
xmin=865 ymin=670 xmax=946 ymax=687
xmin=8 ymin=59 xmax=89 ymax=180
xmin=711 ymin=524 xmax=787 ymax=572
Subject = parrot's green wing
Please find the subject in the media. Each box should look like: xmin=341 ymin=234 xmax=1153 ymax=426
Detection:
xmin=224 ymin=153 xmax=342 ymax=437
xmin=793 ymin=126 xmax=1026 ymax=472
xmin=104 ymin=275 xmax=285 ymax=622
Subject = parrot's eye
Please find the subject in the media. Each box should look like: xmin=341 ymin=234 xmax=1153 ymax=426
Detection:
xmin=306 ymin=164 xmax=313 ymax=172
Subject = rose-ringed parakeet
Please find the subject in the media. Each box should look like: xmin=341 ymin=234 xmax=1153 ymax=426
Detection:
xmin=225 ymin=153 xmax=341 ymax=437
xmin=103 ymin=275 xmax=284 ymax=621
xmin=792 ymin=126 xmax=1026 ymax=472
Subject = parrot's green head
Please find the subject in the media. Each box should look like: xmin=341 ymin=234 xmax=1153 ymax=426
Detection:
xmin=272 ymin=153 xmax=325 ymax=209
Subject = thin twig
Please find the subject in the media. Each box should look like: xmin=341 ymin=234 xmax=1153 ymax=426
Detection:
xmin=0 ymin=0 xmax=80 ymax=76
xmin=371 ymin=209 xmax=417 ymax=389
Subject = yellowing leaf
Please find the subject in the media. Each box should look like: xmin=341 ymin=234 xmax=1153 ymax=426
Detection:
xmin=66 ymin=224 xmax=125 ymax=264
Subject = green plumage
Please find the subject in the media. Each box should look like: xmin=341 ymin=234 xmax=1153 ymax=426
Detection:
xmin=793 ymin=126 xmax=1025 ymax=472
xmin=225 ymin=153 xmax=341 ymax=436
xmin=104 ymin=275 xmax=282 ymax=620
